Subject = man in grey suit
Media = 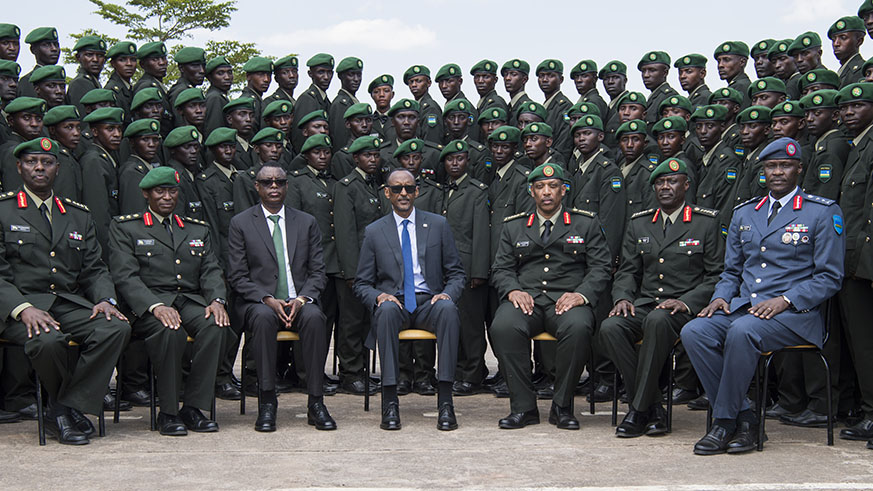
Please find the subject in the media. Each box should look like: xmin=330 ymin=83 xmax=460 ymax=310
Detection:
xmin=354 ymin=168 xmax=466 ymax=431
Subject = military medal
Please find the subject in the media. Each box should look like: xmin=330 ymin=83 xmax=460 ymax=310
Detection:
xmin=782 ymin=232 xmax=792 ymax=244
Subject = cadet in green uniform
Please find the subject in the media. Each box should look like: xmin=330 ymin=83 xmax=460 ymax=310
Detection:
xmin=638 ymin=51 xmax=679 ymax=126
xmin=262 ymin=99 xmax=295 ymax=168
xmin=404 ymin=65 xmax=443 ymax=144
xmin=749 ymin=77 xmax=787 ymax=108
xmin=615 ymin=92 xmax=660 ymax=165
xmin=118 ymin=119 xmax=162 ymax=214
xmin=751 ymin=39 xmax=777 ymax=78
xmin=393 ymin=138 xmax=443 ymax=213
xmin=167 ymin=47 xmax=206 ymax=126
xmin=535 ymin=59 xmax=572 ymax=155
xmin=78 ymin=107 xmax=123 ymax=257
xmin=798 ymin=69 xmax=840 ymax=97
xmin=30 ymin=65 xmax=67 ymax=109
xmin=502 ymin=59 xmax=532 ymax=127
xmin=109 ymin=166 xmax=227 ymax=436
xmin=264 ymin=56 xmax=298 ymax=108
xmin=75 ymin=88 xmax=115 ymax=160
xmin=733 ymin=106 xmax=773 ymax=208
xmin=133 ymin=42 xmax=174 ymax=136
xmin=675 ymin=54 xmax=711 ymax=110
xmin=659 ymin=95 xmax=705 ymax=167
xmin=223 ymin=97 xmax=256 ymax=170
xmin=599 ymin=61 xmax=629 ymax=149
xmin=67 ymin=36 xmax=106 ymax=112
xmin=714 ymin=41 xmax=752 ymax=108
xmin=0 ymin=24 xmax=19 ymax=62
xmin=616 ymin=120 xmax=658 ymax=215
xmin=800 ymin=90 xmax=848 ymax=199
xmin=42 ymin=106 xmax=83 ymax=200
xmin=328 ymin=57 xmax=363 ymax=153
xmin=442 ymin=99 xmax=488 ymax=179
xmin=653 ymin=116 xmax=698 ymax=195
xmin=369 ymin=74 xmax=395 ymax=142
xmin=174 ymin=87 xmax=206 ymax=133
xmin=689 ymin=105 xmax=741 ymax=218
xmin=471 ymin=59 xmax=508 ymax=140
xmin=771 ymin=100 xmax=806 ymax=142
xmin=0 ymin=97 xmax=46 ymax=188
xmin=330 ymin=102 xmax=373 ymax=178
xmin=380 ymin=99 xmax=442 ymax=176
xmin=240 ymin=56 xmax=274 ymax=134
xmin=250 ymin=127 xmax=291 ymax=172
xmin=0 ymin=59 xmax=20 ymax=144
xmin=767 ymin=39 xmax=802 ymax=100
xmin=516 ymin=100 xmax=548 ymax=130
xmin=476 ymin=108 xmax=509 ymax=174
xmin=103 ymin=42 xmax=137 ymax=121
xmin=522 ymin=122 xmax=565 ymax=170
xmin=163 ymin=126 xmax=205 ymax=220
xmin=789 ymin=32 xmax=826 ymax=76
xmin=829 ymin=16 xmax=867 ymax=87
xmin=286 ymin=110 xmax=329 ymax=171
xmin=18 ymin=27 xmax=60 ymax=98
xmin=131 ymin=87 xmax=164 ymax=121
xmin=570 ymin=60 xmax=608 ymax=118
xmin=203 ymin=56 xmax=233 ymax=138
xmin=436 ymin=64 xmax=473 ymax=139
xmin=709 ymin=87 xmax=744 ymax=152
xmin=293 ymin=54 xmax=333 ymax=152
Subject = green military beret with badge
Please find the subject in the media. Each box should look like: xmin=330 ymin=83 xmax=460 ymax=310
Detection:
xmin=137 ymin=41 xmax=167 ymax=59
xmin=860 ymin=0 xmax=873 ymax=16
xmin=799 ymin=69 xmax=840 ymax=92
xmin=403 ymin=65 xmax=431 ymax=84
xmin=106 ymin=41 xmax=136 ymax=59
xmin=571 ymin=114 xmax=604 ymax=133
xmin=6 ymin=97 xmax=47 ymax=116
xmin=204 ymin=127 xmax=237 ymax=146
xmin=388 ymin=98 xmax=420 ymax=116
xmin=767 ymin=39 xmax=793 ymax=60
xmin=222 ymin=97 xmax=254 ymax=114
xmin=748 ymin=77 xmax=787 ymax=97
xmin=835 ymin=82 xmax=873 ymax=105
xmin=828 ymin=16 xmax=865 ymax=39
xmin=273 ymin=55 xmax=298 ymax=71
xmin=393 ymin=138 xmax=424 ymax=158
xmin=568 ymin=101 xmax=601 ymax=117
xmin=751 ymin=39 xmax=776 ymax=57
xmin=14 ymin=137 xmax=59 ymax=158
xmin=73 ymin=35 xmax=106 ymax=53
xmin=649 ymin=157 xmax=688 ymax=184
xmin=349 ymin=135 xmax=382 ymax=154
xmin=25 ymin=27 xmax=58 ymax=44
xmin=440 ymin=139 xmax=468 ymax=161
xmin=368 ymin=74 xmax=394 ymax=93
xmin=736 ymin=105 xmax=772 ymax=124
xmin=123 ymin=118 xmax=160 ymax=138
xmin=690 ymin=104 xmax=729 ymax=121
xmin=638 ymin=51 xmax=670 ymax=69
xmin=30 ymin=65 xmax=65 ymax=84
xmin=435 ymin=63 xmax=461 ymax=81
xmin=800 ymin=89 xmax=839 ymax=110
xmin=0 ymin=24 xmax=20 ymax=41
xmin=243 ymin=56 xmax=273 ymax=74
xmin=598 ymin=60 xmax=627 ymax=79
xmin=570 ymin=60 xmax=597 ymax=77
xmin=43 ymin=105 xmax=80 ymax=126
xmin=615 ymin=119 xmax=647 ymax=138
xmin=659 ymin=95 xmax=693 ymax=115
xmin=174 ymin=46 xmax=206 ymax=65
xmin=709 ymin=86 xmax=743 ymax=105
xmin=263 ymin=99 xmax=293 ymax=119
xmin=864 ymin=58 xmax=873 ymax=77
xmin=251 ymin=127 xmax=284 ymax=146
xmin=343 ymin=102 xmax=372 ymax=120
xmin=771 ymin=100 xmax=803 ymax=118
xmin=470 ymin=59 xmax=497 ymax=75
xmin=83 ymin=107 xmax=124 ymax=125
xmin=516 ymin=101 xmax=547 ymax=120
xmin=536 ymin=59 xmax=563 ymax=75
xmin=488 ymin=125 xmax=521 ymax=143
xmin=444 ymin=98 xmax=473 ymax=115
xmin=528 ymin=162 xmax=568 ymax=183
xmin=206 ymin=55 xmax=231 ymax=74
xmin=652 ymin=116 xmax=687 ymax=135
xmin=713 ymin=41 xmax=750 ymax=59
xmin=296 ymin=109 xmax=328 ymax=128
xmin=674 ymin=53 xmax=707 ymax=69
xmin=478 ymin=107 xmax=508 ymax=124
xmin=788 ymin=31 xmax=822 ymax=55
xmin=0 ymin=60 xmax=21 ymax=78
xmin=139 ymin=166 xmax=180 ymax=189
xmin=173 ymin=87 xmax=205 ymax=108
xmin=336 ymin=56 xmax=363 ymax=73
xmin=307 ymin=53 xmax=334 ymax=68
xmin=618 ymin=91 xmax=647 ymax=107
xmin=164 ymin=125 xmax=201 ymax=148
xmin=521 ymin=122 xmax=553 ymax=138
xmin=300 ymin=134 xmax=331 ymax=153
xmin=501 ymin=59 xmax=530 ymax=75
xmin=131 ymin=88 xmax=162 ymax=111
xmin=80 ymin=88 xmax=116 ymax=106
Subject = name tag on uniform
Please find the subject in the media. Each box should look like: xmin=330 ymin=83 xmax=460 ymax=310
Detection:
xmin=566 ymin=235 xmax=585 ymax=244
xmin=637 ymin=237 xmax=650 ymax=244
xmin=188 ymin=201 xmax=202 ymax=210
xmin=189 ymin=239 xmax=204 ymax=247
xmin=68 ymin=232 xmax=83 ymax=241
xmin=368 ymin=198 xmax=378 ymax=204
xmin=316 ymin=192 xmax=328 ymax=199
xmin=679 ymin=239 xmax=700 ymax=247
xmin=515 ymin=241 xmax=530 ymax=247
xmin=9 ymin=224 xmax=30 ymax=232
xmin=136 ymin=239 xmax=155 ymax=246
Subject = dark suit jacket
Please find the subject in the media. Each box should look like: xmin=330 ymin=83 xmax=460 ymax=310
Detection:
xmin=226 ymin=204 xmax=327 ymax=306
xmin=354 ymin=208 xmax=466 ymax=311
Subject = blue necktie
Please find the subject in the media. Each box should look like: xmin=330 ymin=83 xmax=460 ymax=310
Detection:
xmin=401 ymin=219 xmax=417 ymax=313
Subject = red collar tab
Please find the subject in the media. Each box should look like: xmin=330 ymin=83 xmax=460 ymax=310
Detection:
xmin=526 ymin=213 xmax=535 ymax=227
xmin=793 ymin=195 xmax=803 ymax=210
xmin=563 ymin=211 xmax=571 ymax=225
xmin=174 ymin=215 xmax=185 ymax=228
xmin=652 ymin=208 xmax=661 ymax=223
xmin=755 ymin=196 xmax=768 ymax=211
xmin=54 ymin=197 xmax=66 ymax=214
xmin=16 ymin=191 xmax=27 ymax=209
xmin=683 ymin=205 xmax=692 ymax=223
xmin=143 ymin=212 xmax=154 ymax=226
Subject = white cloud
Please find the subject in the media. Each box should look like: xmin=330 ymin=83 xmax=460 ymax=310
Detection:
xmin=780 ymin=0 xmax=850 ymax=23
xmin=260 ymin=18 xmax=437 ymax=52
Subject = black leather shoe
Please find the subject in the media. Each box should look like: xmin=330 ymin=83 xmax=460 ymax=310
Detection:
xmin=483 ymin=371 xmax=503 ymax=387
xmin=437 ymin=402 xmax=458 ymax=431
xmin=765 ymin=403 xmax=792 ymax=419
xmin=586 ymin=383 xmax=614 ymax=403
xmin=414 ymin=380 xmax=437 ymax=396
xmin=536 ymin=384 xmax=555 ymax=400
xmin=46 ymin=413 xmax=89 ymax=445
xmin=215 ymin=383 xmax=242 ymax=401
xmin=452 ymin=380 xmax=481 ymax=396
xmin=380 ymin=402 xmax=401 ymax=430
xmin=229 ymin=373 xmax=242 ymax=390
xmin=341 ymin=378 xmax=379 ymax=395
xmin=275 ymin=378 xmax=296 ymax=394
xmin=307 ymin=401 xmax=337 ymax=431
xmin=867 ymin=439 xmax=873 ymax=450
xmin=396 ymin=380 xmax=412 ymax=396
xmin=68 ymin=408 xmax=95 ymax=437
xmin=124 ymin=389 xmax=155 ymax=406
xmin=491 ymin=379 xmax=510 ymax=398
xmin=840 ymin=417 xmax=873 ymax=441
xmin=255 ymin=402 xmax=277 ymax=432
xmin=103 ymin=393 xmax=131 ymax=412
xmin=16 ymin=403 xmax=40 ymax=421
xmin=616 ymin=409 xmax=649 ymax=438
xmin=157 ymin=412 xmax=188 ymax=436
xmin=671 ymin=388 xmax=699 ymax=405
xmin=179 ymin=406 xmax=218 ymax=432
xmin=693 ymin=424 xmax=734 ymax=455
xmin=0 ymin=408 xmax=20 ymax=424
xmin=645 ymin=405 xmax=669 ymax=436
xmin=780 ymin=408 xmax=827 ymax=428
xmin=576 ymin=375 xmax=593 ymax=396
xmin=727 ymin=420 xmax=765 ymax=453
xmin=322 ymin=381 xmax=337 ymax=396
xmin=548 ymin=403 xmax=579 ymax=430
xmin=498 ymin=409 xmax=540 ymax=429
xmin=687 ymin=393 xmax=709 ymax=411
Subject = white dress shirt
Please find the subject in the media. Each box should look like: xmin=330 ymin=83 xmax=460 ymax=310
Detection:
xmin=767 ymin=186 xmax=799 ymax=219
xmin=393 ymin=209 xmax=429 ymax=294
xmin=262 ymin=205 xmax=298 ymax=299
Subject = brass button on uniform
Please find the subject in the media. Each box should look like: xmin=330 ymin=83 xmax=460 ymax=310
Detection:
xmin=176 ymin=274 xmax=182 ymax=280
xmin=659 ymin=258 xmax=664 ymax=263
xmin=50 ymin=251 xmax=55 ymax=257
xmin=175 ymin=259 xmax=181 ymax=264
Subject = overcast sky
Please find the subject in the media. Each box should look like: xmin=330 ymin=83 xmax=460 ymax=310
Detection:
xmin=6 ymin=0 xmax=870 ymax=103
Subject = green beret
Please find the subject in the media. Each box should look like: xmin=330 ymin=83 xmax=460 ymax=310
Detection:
xmin=300 ymin=134 xmax=331 ymax=153
xmin=535 ymin=59 xmax=563 ymax=75
xmin=649 ymin=158 xmax=688 ymax=185
xmin=598 ymin=60 xmax=627 ymax=79
xmin=393 ymin=138 xmax=423 ymax=158
xmin=860 ymin=0 xmax=873 ymax=16
xmin=343 ymin=102 xmax=372 ymax=120
xmin=139 ymin=166 xmax=180 ymax=189
xmin=570 ymin=60 xmax=597 ymax=77
xmin=470 ymin=59 xmax=497 ymax=75
xmin=771 ymin=100 xmax=803 ymax=118
xmin=252 ymin=127 xmax=285 ymax=145
xmin=368 ymin=74 xmax=394 ymax=93
xmin=674 ymin=54 xmax=707 ymax=69
xmin=618 ymin=91 xmax=647 ymax=107
xmin=73 ymin=35 xmax=106 ymax=53
xmin=0 ymin=24 xmax=20 ymax=41
xmin=501 ymin=59 xmax=530 ymax=75
xmin=174 ymin=46 xmax=206 ymax=65
xmin=828 ymin=16 xmax=865 ymax=39
xmin=306 ymin=53 xmax=335 ymax=68
xmin=435 ymin=63 xmax=461 ymax=81
xmin=658 ymin=95 xmax=693 ymax=114
xmin=478 ymin=107 xmax=508 ymax=123
xmin=864 ymin=58 xmax=873 ymax=76
xmin=568 ymin=101 xmax=601 ymax=117
xmin=82 ymin=107 xmax=124 ymax=125
xmin=263 ymin=99 xmax=294 ymax=118
xmin=690 ymin=104 xmax=729 ymax=122
xmin=79 ymin=90 xmax=116 ymax=110
xmin=403 ymin=65 xmax=430 ymax=84
xmin=5 ymin=97 xmax=47 ymax=116
xmin=206 ymin=55 xmax=231 ymax=74
xmin=799 ymin=69 xmax=840 ymax=92
xmin=836 ymin=82 xmax=873 ymax=104
xmin=173 ymin=87 xmax=205 ymax=108
xmin=488 ymin=125 xmax=521 ymax=143
xmin=131 ymin=88 xmax=162 ymax=111
xmin=709 ymin=86 xmax=743 ymax=105
xmin=243 ymin=56 xmax=273 ymax=74
xmin=43 ymin=105 xmax=80 ymax=126
xmin=0 ymin=60 xmax=21 ymax=78
xmin=123 ymin=118 xmax=161 ymax=138
xmin=714 ymin=41 xmax=750 ymax=59
xmin=349 ymin=135 xmax=382 ymax=154
xmin=14 ymin=137 xmax=58 ymax=158
xmin=336 ymin=56 xmax=363 ymax=73
xmin=521 ymin=122 xmax=553 ymax=138
xmin=25 ymin=27 xmax=58 ymax=44
xmin=638 ymin=51 xmax=670 ymax=69
xmin=751 ymin=39 xmax=776 ymax=57
xmin=106 ymin=41 xmax=136 ymax=59
xmin=749 ymin=77 xmax=787 ymax=97
xmin=164 ymin=125 xmax=201 ymax=148
xmin=137 ymin=41 xmax=167 ymax=59
xmin=571 ymin=115 xmax=604 ymax=133
xmin=204 ymin=127 xmax=237 ymax=146
xmin=800 ymin=89 xmax=839 ymax=110
xmin=388 ymin=98 xmax=420 ymax=116
xmin=30 ymin=65 xmax=65 ymax=84
xmin=616 ymin=119 xmax=647 ymax=138
xmin=788 ymin=32 xmax=822 ymax=55
xmin=736 ymin=105 xmax=772 ymax=124
xmin=296 ymin=109 xmax=328 ymax=128
xmin=527 ymin=162 xmax=567 ymax=183
xmin=444 ymin=98 xmax=472 ymax=115
xmin=222 ymin=97 xmax=254 ymax=114
xmin=652 ymin=116 xmax=687 ymax=135
xmin=766 ymin=39 xmax=793 ymax=60
xmin=516 ymin=101 xmax=547 ymax=120
xmin=273 ymin=55 xmax=298 ymax=71
xmin=440 ymin=139 xmax=468 ymax=160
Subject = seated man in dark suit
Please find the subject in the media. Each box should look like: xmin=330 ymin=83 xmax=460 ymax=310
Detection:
xmin=226 ymin=162 xmax=335 ymax=432
xmin=354 ymin=168 xmax=466 ymax=431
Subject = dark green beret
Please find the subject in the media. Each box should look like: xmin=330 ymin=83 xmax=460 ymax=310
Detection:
xmin=403 ymin=65 xmax=430 ymax=84
xmin=829 ymin=16 xmax=865 ymax=39
xmin=864 ymin=58 xmax=873 ymax=76
xmin=478 ymin=107 xmax=508 ymax=123
xmin=571 ymin=114 xmax=604 ymax=133
xmin=521 ymin=122 xmax=553 ymax=138
xmin=638 ymin=51 xmax=670 ymax=69
xmin=658 ymin=95 xmax=693 ymax=114
xmin=470 ymin=59 xmax=497 ymax=75
xmin=736 ymin=105 xmax=772 ymax=124
xmin=771 ymin=100 xmax=803 ymax=118
xmin=690 ymin=104 xmax=729 ymax=122
xmin=83 ymin=107 xmax=124 ymax=125
xmin=799 ymin=69 xmax=840 ymax=92
xmin=43 ymin=105 xmax=80 ymax=126
xmin=440 ymin=139 xmax=468 ymax=160
xmin=349 ymin=135 xmax=382 ymax=154
xmin=206 ymin=55 xmax=231 ymax=74
xmin=164 ymin=125 xmax=201 ymax=148
xmin=516 ymin=101 xmax=547 ymax=120
xmin=5 ymin=97 xmax=47 ymax=116
xmin=80 ymin=88 xmax=115 ymax=106
xmin=30 ymin=65 xmax=65 ymax=84
xmin=252 ymin=127 xmax=285 ymax=145
xmin=222 ymin=97 xmax=254 ymax=114
xmin=243 ymin=56 xmax=273 ymax=73
xmin=435 ymin=63 xmax=461 ymax=81
xmin=800 ymin=89 xmax=839 ymax=110
xmin=336 ymin=56 xmax=363 ymax=73
xmin=767 ymin=39 xmax=793 ymax=60
xmin=388 ymin=98 xmax=420 ymax=116
xmin=296 ymin=109 xmax=328 ymax=128
xmin=488 ymin=125 xmax=521 ymax=143
xmin=123 ymin=118 xmax=161 ymax=138
xmin=751 ymin=39 xmax=776 ymax=57
xmin=836 ymin=82 xmax=873 ymax=104
xmin=0 ymin=24 xmax=20 ymax=41
xmin=714 ymin=41 xmax=750 ymax=59
xmin=391 ymin=138 xmax=422 ymax=158
xmin=341 ymin=102 xmax=371 ymax=121
xmin=106 ymin=41 xmax=136 ymax=59
xmin=137 ymin=41 xmax=167 ymax=59
xmin=131 ymin=88 xmax=162 ymax=111
xmin=652 ymin=116 xmax=687 ymax=135
xmin=535 ymin=59 xmax=563 ymax=75
xmin=25 ymin=27 xmax=58 ymax=44
xmin=0 ymin=60 xmax=21 ymax=78
xmin=273 ymin=55 xmax=298 ymax=71
xmin=444 ymin=98 xmax=472 ymax=115
xmin=649 ymin=157 xmax=688 ymax=185
xmin=204 ymin=127 xmax=237 ymax=146
xmin=788 ymin=32 xmax=822 ymax=55
xmin=567 ymin=101 xmax=601 ymax=117
xmin=618 ymin=91 xmax=647 ymax=107
xmin=860 ymin=0 xmax=873 ymax=16
xmin=139 ymin=166 xmax=180 ymax=189
xmin=501 ymin=59 xmax=530 ymax=75
xmin=301 ymin=134 xmax=331 ymax=153
xmin=749 ymin=77 xmax=787 ymax=97
xmin=14 ymin=137 xmax=58 ymax=158
xmin=174 ymin=87 xmax=205 ymax=108
xmin=570 ymin=60 xmax=597 ymax=77
xmin=368 ymin=74 xmax=394 ymax=92
xmin=73 ymin=35 xmax=106 ymax=53
xmin=527 ymin=162 xmax=567 ymax=183
xmin=598 ymin=60 xmax=627 ymax=79
xmin=615 ymin=119 xmax=647 ymax=138
xmin=306 ymin=53 xmax=334 ymax=68
xmin=674 ymin=54 xmax=707 ymax=69
xmin=709 ymin=86 xmax=743 ymax=105
xmin=175 ymin=46 xmax=206 ymax=65
xmin=263 ymin=99 xmax=294 ymax=118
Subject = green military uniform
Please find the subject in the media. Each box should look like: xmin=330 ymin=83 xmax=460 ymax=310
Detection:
xmin=689 ymin=105 xmax=742 ymax=223
xmin=715 ymin=41 xmax=752 ymax=108
xmin=67 ymin=36 xmax=107 ymax=113
xmin=133 ymin=42 xmax=174 ymax=136
xmin=78 ymin=108 xmax=123 ymax=257
xmin=203 ymin=56 xmax=232 ymax=138
xmin=799 ymin=90 xmax=848 ymax=199
xmin=239 ymin=56 xmax=273 ymax=134
xmin=732 ymin=106 xmax=773 ymax=209
xmin=196 ymin=128 xmax=239 ymax=269
xmin=328 ymin=57 xmax=363 ymax=153
xmin=368 ymin=74 xmax=395 ymax=142
xmin=639 ymin=51 xmax=679 ymax=126
xmin=502 ymin=59 xmax=533 ymax=127
xmin=708 ymin=88 xmax=744 ymax=154
xmin=163 ymin=126 xmax=205 ymax=220
xmin=616 ymin=120 xmax=658 ymax=215
xmin=264 ymin=55 xmax=298 ymax=107
xmin=600 ymin=61 xmax=630 ymax=150
xmin=536 ymin=60 xmax=573 ymax=156
xmin=0 ymin=97 xmax=47 ymax=190
xmin=571 ymin=60 xmax=609 ymax=118
xmin=41 ymin=105 xmax=83 ymax=201
xmin=675 ymin=54 xmax=712 ymax=110
xmin=222 ymin=98 xmax=256 ymax=170
xmin=17 ymin=27 xmax=59 ymax=98
xmin=117 ymin=119 xmax=161 ymax=215
xmin=292 ymin=54 xmax=333 ymax=152
xmin=828 ymin=17 xmax=867 ymax=87
xmin=103 ymin=42 xmax=137 ymax=122
xmin=167 ymin=47 xmax=206 ymax=113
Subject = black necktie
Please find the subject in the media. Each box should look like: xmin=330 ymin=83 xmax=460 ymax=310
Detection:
xmin=316 ymin=170 xmax=332 ymax=180
xmin=768 ymin=201 xmax=782 ymax=225
xmin=364 ymin=174 xmax=376 ymax=189
xmin=164 ymin=219 xmax=174 ymax=243
xmin=542 ymin=220 xmax=552 ymax=242
xmin=39 ymin=203 xmax=51 ymax=231
xmin=447 ymin=181 xmax=459 ymax=191
xmin=663 ymin=217 xmax=671 ymax=238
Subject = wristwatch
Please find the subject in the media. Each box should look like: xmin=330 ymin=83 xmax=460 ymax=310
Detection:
xmin=212 ymin=298 xmax=227 ymax=306
xmin=781 ymin=295 xmax=791 ymax=306
xmin=99 ymin=297 xmax=118 ymax=307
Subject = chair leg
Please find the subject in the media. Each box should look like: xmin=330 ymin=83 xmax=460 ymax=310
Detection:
xmin=36 ymin=374 xmax=45 ymax=446
xmin=588 ymin=346 xmax=595 ymax=415
xmin=364 ymin=348 xmax=370 ymax=412
xmin=98 ymin=406 xmax=106 ymax=437
xmin=114 ymin=354 xmax=123 ymax=424
xmin=332 ymin=333 xmax=338 ymax=376
xmin=240 ymin=332 xmax=247 ymax=416
xmin=148 ymin=359 xmax=157 ymax=431
xmin=758 ymin=355 xmax=773 ymax=451
xmin=610 ymin=370 xmax=618 ymax=426
xmin=667 ymin=346 xmax=675 ymax=434
xmin=819 ymin=351 xmax=834 ymax=446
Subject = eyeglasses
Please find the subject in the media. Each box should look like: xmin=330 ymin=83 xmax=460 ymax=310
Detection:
xmin=256 ymin=178 xmax=288 ymax=187
xmin=387 ymin=184 xmax=417 ymax=194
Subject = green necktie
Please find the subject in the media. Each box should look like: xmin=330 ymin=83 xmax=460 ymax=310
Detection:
xmin=269 ymin=215 xmax=289 ymax=299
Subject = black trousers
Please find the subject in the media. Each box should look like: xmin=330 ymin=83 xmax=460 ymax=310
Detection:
xmin=336 ymin=278 xmax=371 ymax=382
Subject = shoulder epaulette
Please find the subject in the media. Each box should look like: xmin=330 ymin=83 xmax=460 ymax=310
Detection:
xmin=338 ymin=176 xmax=352 ymax=186
xmin=733 ymin=197 xmax=760 ymax=210
xmin=341 ymin=146 xmax=349 ymax=152
xmin=182 ymin=216 xmax=208 ymax=226
xmin=248 ymin=169 xmax=257 ymax=177
xmin=504 ymin=212 xmax=528 ymax=222
xmin=114 ymin=213 xmax=142 ymax=222
xmin=804 ymin=194 xmax=836 ymax=206
xmin=691 ymin=206 xmax=719 ymax=217
xmin=291 ymin=170 xmax=302 ymax=176
xmin=475 ymin=143 xmax=485 ymax=151
xmin=599 ymin=159 xmax=611 ymax=167
xmin=63 ymin=198 xmax=89 ymax=211
xmin=631 ymin=208 xmax=657 ymax=219
xmin=570 ymin=208 xmax=596 ymax=218
xmin=135 ymin=164 xmax=144 ymax=172
xmin=0 ymin=191 xmax=15 ymax=201
xmin=469 ymin=178 xmax=487 ymax=190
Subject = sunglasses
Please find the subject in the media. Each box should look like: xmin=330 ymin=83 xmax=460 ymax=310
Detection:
xmin=387 ymin=184 xmax=417 ymax=194
xmin=256 ymin=178 xmax=288 ymax=187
